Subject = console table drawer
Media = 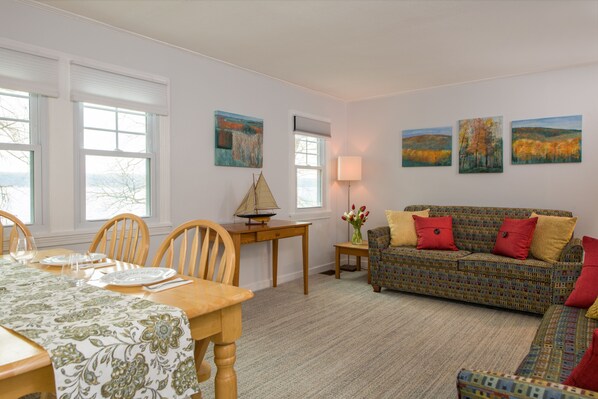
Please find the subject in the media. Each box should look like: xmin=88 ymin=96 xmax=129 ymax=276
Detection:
xmin=257 ymin=227 xmax=305 ymax=241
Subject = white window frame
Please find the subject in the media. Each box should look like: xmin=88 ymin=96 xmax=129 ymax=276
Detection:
xmin=74 ymin=102 xmax=160 ymax=227
xmin=290 ymin=112 xmax=331 ymax=220
xmin=0 ymin=88 xmax=46 ymax=227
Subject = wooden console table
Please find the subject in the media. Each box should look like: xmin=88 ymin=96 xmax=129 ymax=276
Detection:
xmin=221 ymin=220 xmax=311 ymax=294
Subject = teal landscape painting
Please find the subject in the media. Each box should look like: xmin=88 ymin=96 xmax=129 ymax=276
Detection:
xmin=402 ymin=127 xmax=452 ymax=167
xmin=215 ymin=111 xmax=263 ymax=168
xmin=512 ymin=115 xmax=582 ymax=164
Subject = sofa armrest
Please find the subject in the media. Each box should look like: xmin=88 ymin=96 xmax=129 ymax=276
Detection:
xmin=560 ymin=237 xmax=584 ymax=263
xmin=367 ymin=226 xmax=390 ymax=286
xmin=367 ymin=226 xmax=390 ymax=249
xmin=552 ymin=260 xmax=583 ymax=304
xmin=457 ymin=369 xmax=598 ymax=399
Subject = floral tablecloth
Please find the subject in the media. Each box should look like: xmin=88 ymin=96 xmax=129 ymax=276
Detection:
xmin=0 ymin=263 xmax=200 ymax=399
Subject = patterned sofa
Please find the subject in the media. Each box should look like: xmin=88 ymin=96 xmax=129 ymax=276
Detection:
xmin=457 ymin=305 xmax=598 ymax=398
xmin=368 ymin=205 xmax=583 ymax=314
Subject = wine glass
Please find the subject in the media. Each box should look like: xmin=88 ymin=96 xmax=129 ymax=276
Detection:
xmin=61 ymin=253 xmax=95 ymax=287
xmin=9 ymin=236 xmax=38 ymax=265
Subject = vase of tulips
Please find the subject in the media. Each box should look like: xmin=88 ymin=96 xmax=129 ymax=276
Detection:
xmin=342 ymin=204 xmax=369 ymax=245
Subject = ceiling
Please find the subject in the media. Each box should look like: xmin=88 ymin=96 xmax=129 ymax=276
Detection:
xmin=35 ymin=0 xmax=598 ymax=101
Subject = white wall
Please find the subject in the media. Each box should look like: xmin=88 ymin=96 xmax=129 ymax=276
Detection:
xmin=347 ymin=64 xmax=598 ymax=238
xmin=1 ymin=0 xmax=349 ymax=291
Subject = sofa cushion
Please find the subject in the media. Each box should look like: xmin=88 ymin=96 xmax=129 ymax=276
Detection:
xmin=516 ymin=345 xmax=577 ymax=383
xmin=413 ymin=215 xmax=458 ymax=251
xmin=531 ymin=305 xmax=597 ymax=350
xmin=492 ymin=217 xmax=538 ymax=260
xmin=516 ymin=305 xmax=598 ymax=383
xmin=529 ymin=212 xmax=577 ymax=263
xmin=380 ymin=246 xmax=470 ymax=271
xmin=385 ymin=209 xmax=429 ymax=247
xmin=564 ymin=328 xmax=598 ymax=391
xmin=404 ymin=205 xmax=573 ymax=254
xmin=458 ymin=252 xmax=553 ymax=283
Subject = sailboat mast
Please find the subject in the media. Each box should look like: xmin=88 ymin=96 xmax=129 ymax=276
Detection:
xmin=253 ymin=173 xmax=258 ymax=214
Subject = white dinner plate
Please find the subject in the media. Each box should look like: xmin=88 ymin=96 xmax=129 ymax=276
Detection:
xmin=40 ymin=252 xmax=106 ymax=266
xmin=99 ymin=267 xmax=177 ymax=287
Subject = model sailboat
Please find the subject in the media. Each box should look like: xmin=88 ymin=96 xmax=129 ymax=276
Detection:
xmin=235 ymin=172 xmax=280 ymax=224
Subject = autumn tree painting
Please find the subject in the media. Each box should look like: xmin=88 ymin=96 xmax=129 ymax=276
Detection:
xmin=512 ymin=115 xmax=581 ymax=164
xmin=402 ymin=127 xmax=452 ymax=167
xmin=458 ymin=116 xmax=503 ymax=173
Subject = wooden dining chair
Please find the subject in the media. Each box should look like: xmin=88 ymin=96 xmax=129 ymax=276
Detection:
xmin=151 ymin=219 xmax=236 ymax=284
xmin=0 ymin=210 xmax=32 ymax=255
xmin=151 ymin=219 xmax=236 ymax=390
xmin=89 ymin=213 xmax=150 ymax=265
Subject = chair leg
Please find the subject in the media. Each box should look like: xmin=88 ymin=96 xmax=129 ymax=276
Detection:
xmin=195 ymin=339 xmax=212 ymax=382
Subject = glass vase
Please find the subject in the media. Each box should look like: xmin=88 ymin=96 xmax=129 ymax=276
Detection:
xmin=351 ymin=226 xmax=363 ymax=245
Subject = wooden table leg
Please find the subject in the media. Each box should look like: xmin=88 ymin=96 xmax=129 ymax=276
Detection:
xmin=214 ymin=342 xmax=237 ymax=399
xmin=367 ymin=256 xmax=371 ymax=284
xmin=232 ymin=233 xmax=241 ymax=287
xmin=272 ymin=238 xmax=279 ymax=287
xmin=356 ymin=256 xmax=361 ymax=271
xmin=302 ymin=227 xmax=309 ymax=295
xmin=335 ymin=247 xmax=341 ymax=279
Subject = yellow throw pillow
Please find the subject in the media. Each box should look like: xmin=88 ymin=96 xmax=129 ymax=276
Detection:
xmin=587 ymin=297 xmax=598 ymax=320
xmin=385 ymin=209 xmax=430 ymax=247
xmin=529 ymin=212 xmax=577 ymax=263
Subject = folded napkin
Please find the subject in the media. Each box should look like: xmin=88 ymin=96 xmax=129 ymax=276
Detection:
xmin=143 ymin=278 xmax=192 ymax=292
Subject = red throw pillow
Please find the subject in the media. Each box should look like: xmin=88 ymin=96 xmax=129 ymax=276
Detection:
xmin=565 ymin=236 xmax=598 ymax=308
xmin=492 ymin=217 xmax=538 ymax=260
xmin=412 ymin=215 xmax=458 ymax=251
xmin=583 ymin=235 xmax=598 ymax=266
xmin=564 ymin=328 xmax=598 ymax=391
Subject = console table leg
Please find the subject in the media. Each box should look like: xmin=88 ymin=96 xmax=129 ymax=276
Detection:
xmin=272 ymin=238 xmax=278 ymax=287
xmin=303 ymin=227 xmax=309 ymax=295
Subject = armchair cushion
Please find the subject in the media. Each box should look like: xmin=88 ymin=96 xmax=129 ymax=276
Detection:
xmin=564 ymin=329 xmax=598 ymax=391
xmin=566 ymin=236 xmax=598 ymax=308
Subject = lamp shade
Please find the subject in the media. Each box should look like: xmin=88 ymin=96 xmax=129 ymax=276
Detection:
xmin=337 ymin=156 xmax=362 ymax=181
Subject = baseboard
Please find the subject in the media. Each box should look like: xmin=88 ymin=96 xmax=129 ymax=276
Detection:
xmin=244 ymin=261 xmax=334 ymax=292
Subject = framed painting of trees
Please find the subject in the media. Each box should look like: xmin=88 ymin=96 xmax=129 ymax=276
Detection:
xmin=458 ymin=116 xmax=503 ymax=173
xmin=512 ymin=115 xmax=581 ymax=164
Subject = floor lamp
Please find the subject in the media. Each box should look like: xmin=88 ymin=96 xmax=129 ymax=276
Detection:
xmin=337 ymin=156 xmax=362 ymax=271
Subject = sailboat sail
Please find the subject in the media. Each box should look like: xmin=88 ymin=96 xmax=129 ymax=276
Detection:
xmin=235 ymin=172 xmax=279 ymax=217
xmin=254 ymin=173 xmax=279 ymax=210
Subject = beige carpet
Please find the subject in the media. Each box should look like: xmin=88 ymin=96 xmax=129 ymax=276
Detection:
xmin=200 ymin=270 xmax=542 ymax=399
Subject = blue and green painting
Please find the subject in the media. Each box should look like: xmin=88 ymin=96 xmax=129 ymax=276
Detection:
xmin=402 ymin=126 xmax=452 ymax=167
xmin=512 ymin=115 xmax=582 ymax=164
xmin=215 ymin=111 xmax=263 ymax=168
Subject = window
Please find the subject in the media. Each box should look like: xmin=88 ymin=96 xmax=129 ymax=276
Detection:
xmin=77 ymin=102 xmax=157 ymax=221
xmin=294 ymin=134 xmax=325 ymax=209
xmin=0 ymin=88 xmax=42 ymax=224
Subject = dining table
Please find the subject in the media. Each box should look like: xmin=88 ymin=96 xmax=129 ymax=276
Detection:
xmin=0 ymin=253 xmax=254 ymax=399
